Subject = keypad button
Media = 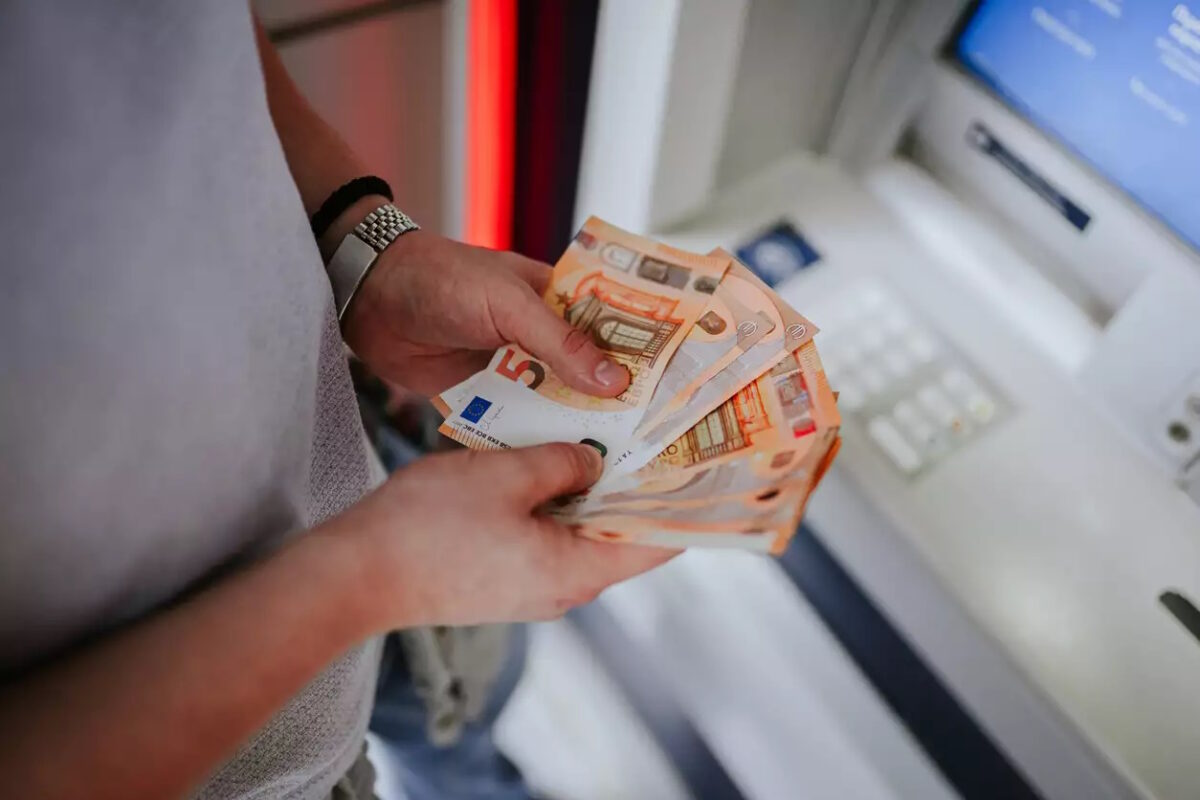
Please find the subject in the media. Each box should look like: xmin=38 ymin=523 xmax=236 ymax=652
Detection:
xmin=907 ymin=332 xmax=939 ymax=364
xmin=940 ymin=368 xmax=979 ymax=400
xmin=896 ymin=411 xmax=934 ymax=445
xmin=858 ymin=365 xmax=889 ymax=397
xmin=923 ymin=427 xmax=955 ymax=458
xmin=965 ymin=392 xmax=997 ymax=424
xmin=868 ymin=416 xmax=922 ymax=473
xmin=946 ymin=415 xmax=972 ymax=438
xmin=892 ymin=400 xmax=923 ymax=427
xmin=917 ymin=385 xmax=958 ymax=426
xmin=882 ymin=349 xmax=916 ymax=380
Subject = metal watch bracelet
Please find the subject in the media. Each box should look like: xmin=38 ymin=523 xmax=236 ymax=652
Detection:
xmin=325 ymin=202 xmax=420 ymax=321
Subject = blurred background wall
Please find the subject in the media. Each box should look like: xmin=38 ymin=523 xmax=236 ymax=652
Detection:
xmin=255 ymin=0 xmax=598 ymax=264
xmin=256 ymin=0 xmax=449 ymax=233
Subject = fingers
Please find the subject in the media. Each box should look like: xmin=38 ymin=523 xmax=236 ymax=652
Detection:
xmin=493 ymin=286 xmax=631 ymax=397
xmin=402 ymin=350 xmax=492 ymax=396
xmin=481 ymin=442 xmax=605 ymax=507
xmin=523 ymin=519 xmax=679 ymax=613
xmin=549 ymin=525 xmax=680 ymax=607
xmin=503 ymin=253 xmax=553 ymax=295
xmin=569 ymin=538 xmax=681 ymax=586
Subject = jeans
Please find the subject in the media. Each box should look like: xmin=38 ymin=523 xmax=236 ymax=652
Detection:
xmin=363 ymin=397 xmax=535 ymax=799
xmin=369 ymin=625 xmax=534 ymax=800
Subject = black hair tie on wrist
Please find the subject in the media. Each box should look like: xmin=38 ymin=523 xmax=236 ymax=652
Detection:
xmin=310 ymin=176 xmax=394 ymax=239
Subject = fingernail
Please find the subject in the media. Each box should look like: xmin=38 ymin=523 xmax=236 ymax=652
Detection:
xmin=579 ymin=443 xmax=604 ymax=473
xmin=593 ymin=359 xmax=627 ymax=388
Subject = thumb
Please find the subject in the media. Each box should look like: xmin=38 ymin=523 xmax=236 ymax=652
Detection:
xmin=484 ymin=442 xmax=605 ymax=508
xmin=495 ymin=287 xmax=630 ymax=397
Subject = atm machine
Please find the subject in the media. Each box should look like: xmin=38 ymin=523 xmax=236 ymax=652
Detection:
xmin=571 ymin=1 xmax=1200 ymax=799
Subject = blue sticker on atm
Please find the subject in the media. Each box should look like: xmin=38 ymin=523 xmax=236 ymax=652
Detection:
xmin=735 ymin=221 xmax=822 ymax=287
xmin=460 ymin=396 xmax=492 ymax=424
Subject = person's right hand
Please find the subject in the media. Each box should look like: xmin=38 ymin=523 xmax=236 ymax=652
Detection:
xmin=341 ymin=443 xmax=678 ymax=629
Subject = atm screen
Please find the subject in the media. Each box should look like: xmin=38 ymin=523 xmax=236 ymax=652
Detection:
xmin=953 ymin=0 xmax=1200 ymax=252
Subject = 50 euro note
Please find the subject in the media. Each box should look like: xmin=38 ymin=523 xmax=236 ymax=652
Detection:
xmin=435 ymin=217 xmax=730 ymax=469
xmin=562 ymin=437 xmax=841 ymax=554
xmin=635 ymin=340 xmax=840 ymax=479
xmin=553 ymin=342 xmax=842 ymax=553
xmin=566 ymin=481 xmax=813 ymax=554
xmin=606 ymin=254 xmax=817 ymax=478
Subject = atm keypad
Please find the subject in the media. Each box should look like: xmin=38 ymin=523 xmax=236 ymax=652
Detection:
xmin=818 ymin=281 xmax=1007 ymax=477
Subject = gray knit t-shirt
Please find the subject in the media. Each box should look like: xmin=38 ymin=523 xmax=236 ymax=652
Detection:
xmin=0 ymin=3 xmax=382 ymax=797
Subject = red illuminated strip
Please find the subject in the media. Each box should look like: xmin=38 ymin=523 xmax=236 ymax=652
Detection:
xmin=465 ymin=0 xmax=517 ymax=250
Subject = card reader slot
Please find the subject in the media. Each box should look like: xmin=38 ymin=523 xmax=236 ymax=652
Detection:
xmin=1159 ymin=591 xmax=1200 ymax=648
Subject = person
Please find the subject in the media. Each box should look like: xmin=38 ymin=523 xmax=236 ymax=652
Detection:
xmin=0 ymin=4 xmax=675 ymax=799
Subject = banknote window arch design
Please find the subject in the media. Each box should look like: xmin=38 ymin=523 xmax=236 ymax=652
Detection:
xmin=732 ymin=381 xmax=771 ymax=436
xmin=681 ymin=392 xmax=763 ymax=462
xmin=595 ymin=316 xmax=658 ymax=354
xmin=677 ymin=380 xmax=773 ymax=462
xmin=564 ymin=274 xmax=683 ymax=367
xmin=774 ymin=370 xmax=815 ymax=437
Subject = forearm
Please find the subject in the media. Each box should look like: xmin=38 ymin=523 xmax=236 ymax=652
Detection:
xmin=253 ymin=16 xmax=386 ymax=259
xmin=0 ymin=517 xmax=386 ymax=800
xmin=254 ymin=15 xmax=364 ymax=214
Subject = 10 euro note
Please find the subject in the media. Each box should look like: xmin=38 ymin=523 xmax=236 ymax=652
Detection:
xmin=436 ymin=217 xmax=730 ymax=468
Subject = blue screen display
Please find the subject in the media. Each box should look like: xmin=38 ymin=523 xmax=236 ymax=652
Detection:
xmin=954 ymin=0 xmax=1200 ymax=252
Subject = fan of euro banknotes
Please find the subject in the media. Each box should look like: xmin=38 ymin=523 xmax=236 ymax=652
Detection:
xmin=431 ymin=217 xmax=841 ymax=555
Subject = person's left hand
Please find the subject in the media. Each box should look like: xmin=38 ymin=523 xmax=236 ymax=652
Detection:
xmin=341 ymin=229 xmax=631 ymax=397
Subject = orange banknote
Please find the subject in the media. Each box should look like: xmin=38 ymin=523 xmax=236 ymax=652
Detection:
xmin=554 ymin=343 xmax=841 ymax=553
xmin=608 ymin=254 xmax=817 ymax=476
xmin=636 ymin=341 xmax=839 ymax=477
xmin=436 ymin=217 xmax=729 ymax=468
xmin=567 ymin=469 xmax=828 ymax=554
xmin=432 ymin=219 xmax=841 ymax=553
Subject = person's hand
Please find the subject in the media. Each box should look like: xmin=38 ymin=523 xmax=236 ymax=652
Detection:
xmin=341 ymin=229 xmax=631 ymax=397
xmin=342 ymin=442 xmax=678 ymax=628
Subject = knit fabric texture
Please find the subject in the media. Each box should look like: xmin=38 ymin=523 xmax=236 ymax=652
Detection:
xmin=0 ymin=3 xmax=385 ymax=798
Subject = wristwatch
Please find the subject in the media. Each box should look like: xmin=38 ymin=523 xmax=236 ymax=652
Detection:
xmin=326 ymin=202 xmax=420 ymax=321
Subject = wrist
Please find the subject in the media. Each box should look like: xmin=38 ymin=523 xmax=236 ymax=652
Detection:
xmin=291 ymin=507 xmax=404 ymax=640
xmin=307 ymin=486 xmax=437 ymax=635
